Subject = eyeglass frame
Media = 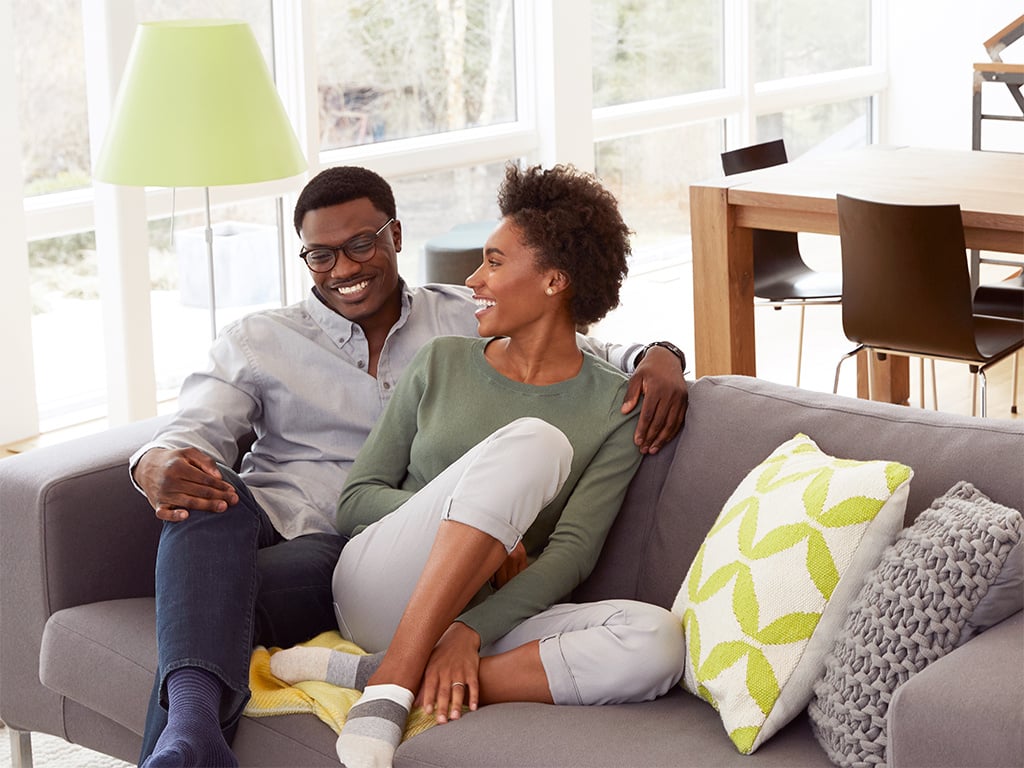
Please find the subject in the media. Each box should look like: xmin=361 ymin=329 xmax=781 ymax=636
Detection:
xmin=299 ymin=217 xmax=396 ymax=272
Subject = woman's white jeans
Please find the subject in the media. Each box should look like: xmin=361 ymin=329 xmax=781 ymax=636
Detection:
xmin=333 ymin=417 xmax=684 ymax=705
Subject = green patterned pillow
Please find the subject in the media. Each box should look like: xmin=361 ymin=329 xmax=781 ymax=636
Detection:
xmin=670 ymin=433 xmax=912 ymax=754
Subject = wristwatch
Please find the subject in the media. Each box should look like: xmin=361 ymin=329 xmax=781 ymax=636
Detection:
xmin=635 ymin=341 xmax=687 ymax=374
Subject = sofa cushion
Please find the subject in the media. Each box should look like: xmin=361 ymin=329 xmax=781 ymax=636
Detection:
xmin=807 ymin=481 xmax=1023 ymax=767
xmin=394 ymin=687 xmax=835 ymax=768
xmin=671 ymin=433 xmax=911 ymax=754
xmin=40 ymin=597 xmax=159 ymax=735
xmin=629 ymin=376 xmax=1024 ymax=615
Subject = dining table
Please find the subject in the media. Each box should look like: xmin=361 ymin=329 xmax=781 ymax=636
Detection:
xmin=688 ymin=145 xmax=1024 ymax=404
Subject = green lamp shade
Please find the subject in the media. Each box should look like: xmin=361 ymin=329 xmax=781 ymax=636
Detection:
xmin=93 ymin=19 xmax=307 ymax=187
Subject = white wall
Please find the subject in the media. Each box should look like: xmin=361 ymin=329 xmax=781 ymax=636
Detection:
xmin=885 ymin=1 xmax=1023 ymax=151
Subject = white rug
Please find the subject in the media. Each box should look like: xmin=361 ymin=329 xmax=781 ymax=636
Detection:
xmin=0 ymin=723 xmax=132 ymax=767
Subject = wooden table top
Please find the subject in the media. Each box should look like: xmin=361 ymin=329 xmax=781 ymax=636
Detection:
xmin=712 ymin=146 xmax=1024 ymax=252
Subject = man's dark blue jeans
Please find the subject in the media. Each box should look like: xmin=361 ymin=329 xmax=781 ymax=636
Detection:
xmin=139 ymin=465 xmax=346 ymax=762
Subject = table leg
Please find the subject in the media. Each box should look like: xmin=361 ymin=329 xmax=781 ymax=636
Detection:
xmin=856 ymin=350 xmax=910 ymax=405
xmin=690 ymin=184 xmax=756 ymax=378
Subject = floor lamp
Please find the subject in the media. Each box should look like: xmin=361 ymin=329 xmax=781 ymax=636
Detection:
xmin=92 ymin=19 xmax=307 ymax=340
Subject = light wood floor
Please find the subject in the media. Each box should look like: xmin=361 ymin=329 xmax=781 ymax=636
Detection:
xmin=3 ymin=257 xmax=1021 ymax=460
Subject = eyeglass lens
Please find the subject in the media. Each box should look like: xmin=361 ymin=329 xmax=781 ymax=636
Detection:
xmin=301 ymin=219 xmax=393 ymax=272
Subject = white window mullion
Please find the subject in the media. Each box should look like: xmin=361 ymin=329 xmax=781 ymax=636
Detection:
xmin=533 ymin=0 xmax=594 ymax=170
xmin=0 ymin=0 xmax=40 ymax=444
xmin=725 ymin=0 xmax=755 ymax=150
xmin=871 ymin=0 xmax=889 ymax=143
xmin=272 ymin=0 xmax=317 ymax=304
xmin=83 ymin=0 xmax=157 ymax=425
xmin=752 ymin=66 xmax=888 ymax=115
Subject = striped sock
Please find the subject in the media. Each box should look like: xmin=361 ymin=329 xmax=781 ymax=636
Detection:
xmin=141 ymin=667 xmax=237 ymax=768
xmin=270 ymin=647 xmax=384 ymax=691
xmin=335 ymin=684 xmax=414 ymax=768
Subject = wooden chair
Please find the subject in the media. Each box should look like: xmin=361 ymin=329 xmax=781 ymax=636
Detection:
xmin=832 ymin=195 xmax=1024 ymax=417
xmin=720 ymin=139 xmax=842 ymax=387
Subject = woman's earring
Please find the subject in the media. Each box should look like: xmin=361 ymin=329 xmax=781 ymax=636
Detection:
xmin=546 ymin=287 xmax=555 ymax=295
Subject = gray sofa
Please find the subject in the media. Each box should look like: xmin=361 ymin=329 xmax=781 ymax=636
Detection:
xmin=1 ymin=375 xmax=1021 ymax=768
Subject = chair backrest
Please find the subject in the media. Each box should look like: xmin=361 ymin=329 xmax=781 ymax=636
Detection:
xmin=721 ymin=138 xmax=788 ymax=175
xmin=721 ymin=140 xmax=806 ymax=290
xmin=836 ymin=194 xmax=981 ymax=359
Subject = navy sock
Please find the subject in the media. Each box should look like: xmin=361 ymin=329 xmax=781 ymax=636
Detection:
xmin=141 ymin=667 xmax=238 ymax=768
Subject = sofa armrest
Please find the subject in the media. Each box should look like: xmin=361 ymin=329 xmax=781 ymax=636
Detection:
xmin=887 ymin=611 xmax=1024 ymax=768
xmin=0 ymin=415 xmax=168 ymax=732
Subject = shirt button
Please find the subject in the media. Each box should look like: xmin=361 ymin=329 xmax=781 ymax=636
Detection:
xmin=357 ymin=360 xmax=365 ymax=369
xmin=383 ymin=381 xmax=391 ymax=390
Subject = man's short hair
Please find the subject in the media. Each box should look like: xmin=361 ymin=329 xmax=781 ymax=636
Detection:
xmin=293 ymin=166 xmax=397 ymax=235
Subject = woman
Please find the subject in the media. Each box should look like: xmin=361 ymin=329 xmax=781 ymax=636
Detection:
xmin=272 ymin=164 xmax=685 ymax=767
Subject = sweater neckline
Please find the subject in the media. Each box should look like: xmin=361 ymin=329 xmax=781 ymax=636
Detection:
xmin=471 ymin=337 xmax=588 ymax=395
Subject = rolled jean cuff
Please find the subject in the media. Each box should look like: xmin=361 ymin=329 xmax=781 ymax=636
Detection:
xmin=442 ymin=496 xmax=523 ymax=553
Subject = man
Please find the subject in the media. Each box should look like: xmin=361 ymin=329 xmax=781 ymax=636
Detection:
xmin=134 ymin=165 xmax=689 ymax=767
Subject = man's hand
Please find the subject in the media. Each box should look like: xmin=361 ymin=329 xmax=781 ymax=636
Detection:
xmin=134 ymin=447 xmax=239 ymax=522
xmin=491 ymin=541 xmax=528 ymax=589
xmin=621 ymin=344 xmax=689 ymax=454
xmin=417 ymin=622 xmax=482 ymax=724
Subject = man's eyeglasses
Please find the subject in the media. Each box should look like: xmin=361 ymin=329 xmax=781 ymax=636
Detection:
xmin=299 ymin=218 xmax=395 ymax=272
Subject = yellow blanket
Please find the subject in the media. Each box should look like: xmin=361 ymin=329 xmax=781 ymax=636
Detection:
xmin=244 ymin=631 xmax=438 ymax=741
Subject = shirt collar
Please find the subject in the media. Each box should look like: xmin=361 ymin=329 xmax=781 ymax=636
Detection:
xmin=303 ymin=281 xmax=415 ymax=346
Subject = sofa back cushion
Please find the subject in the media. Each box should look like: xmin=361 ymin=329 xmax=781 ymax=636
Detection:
xmin=576 ymin=375 xmax=1024 ymax=610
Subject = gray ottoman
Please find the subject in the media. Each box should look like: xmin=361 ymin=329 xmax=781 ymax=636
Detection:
xmin=421 ymin=220 xmax=497 ymax=284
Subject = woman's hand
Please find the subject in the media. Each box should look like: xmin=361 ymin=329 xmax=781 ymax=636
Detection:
xmin=491 ymin=541 xmax=528 ymax=588
xmin=621 ymin=344 xmax=689 ymax=454
xmin=417 ymin=622 xmax=482 ymax=723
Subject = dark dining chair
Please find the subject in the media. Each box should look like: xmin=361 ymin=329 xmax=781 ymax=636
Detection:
xmin=974 ymin=273 xmax=1024 ymax=412
xmin=720 ymin=139 xmax=842 ymax=387
xmin=832 ymin=194 xmax=1024 ymax=417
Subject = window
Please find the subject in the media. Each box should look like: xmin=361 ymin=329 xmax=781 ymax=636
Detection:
xmin=595 ymin=121 xmax=725 ymax=266
xmin=753 ymin=0 xmax=871 ymax=82
xmin=13 ymin=0 xmax=90 ymax=196
xmin=147 ymin=198 xmax=284 ymax=402
xmin=28 ymin=231 xmax=107 ymax=428
xmin=312 ymin=0 xmax=517 ymax=149
xmin=592 ymin=0 xmax=724 ymax=107
xmin=3 ymin=0 xmax=884 ymax=442
xmin=756 ymin=97 xmax=872 ymax=157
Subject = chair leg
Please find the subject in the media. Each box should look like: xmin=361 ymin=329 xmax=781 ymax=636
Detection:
xmin=978 ymin=370 xmax=988 ymax=418
xmin=796 ymin=305 xmax=806 ymax=388
xmin=930 ymin=360 xmax=938 ymax=411
xmin=10 ymin=729 xmax=34 ymax=768
xmin=867 ymin=351 xmax=875 ymax=403
xmin=918 ymin=358 xmax=925 ymax=408
xmin=833 ymin=346 xmax=862 ymax=394
xmin=972 ymin=370 xmax=980 ymax=417
xmin=1012 ymin=351 xmax=1019 ymax=415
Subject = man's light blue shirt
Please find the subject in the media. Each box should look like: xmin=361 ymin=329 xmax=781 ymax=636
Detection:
xmin=131 ymin=283 xmax=641 ymax=539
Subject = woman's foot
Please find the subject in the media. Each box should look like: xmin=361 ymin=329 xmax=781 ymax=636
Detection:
xmin=271 ymin=647 xmax=384 ymax=690
xmin=335 ymin=683 xmax=413 ymax=768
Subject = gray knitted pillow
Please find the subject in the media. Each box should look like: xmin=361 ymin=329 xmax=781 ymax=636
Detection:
xmin=807 ymin=481 xmax=1023 ymax=767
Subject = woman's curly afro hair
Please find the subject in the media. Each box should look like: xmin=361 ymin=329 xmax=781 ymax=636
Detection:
xmin=497 ymin=163 xmax=631 ymax=327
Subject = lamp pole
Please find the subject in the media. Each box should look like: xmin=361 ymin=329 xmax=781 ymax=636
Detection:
xmin=204 ymin=186 xmax=217 ymax=340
